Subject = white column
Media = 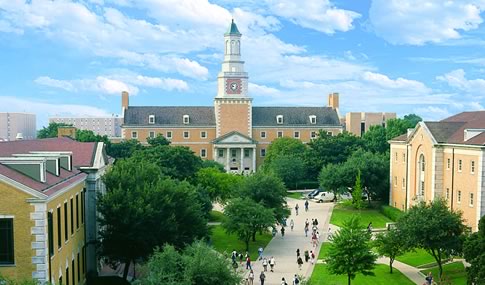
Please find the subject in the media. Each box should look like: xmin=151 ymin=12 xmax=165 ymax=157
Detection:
xmin=240 ymin=148 xmax=244 ymax=174
xmin=226 ymin=148 xmax=230 ymax=172
xmin=252 ymin=148 xmax=256 ymax=172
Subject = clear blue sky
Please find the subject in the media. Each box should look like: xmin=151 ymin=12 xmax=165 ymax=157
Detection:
xmin=1 ymin=0 xmax=485 ymax=128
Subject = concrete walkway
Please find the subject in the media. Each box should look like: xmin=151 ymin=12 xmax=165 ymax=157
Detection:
xmin=245 ymin=198 xmax=334 ymax=285
xmin=376 ymin=257 xmax=424 ymax=285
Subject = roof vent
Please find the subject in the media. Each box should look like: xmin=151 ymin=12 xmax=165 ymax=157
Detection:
xmin=13 ymin=153 xmax=62 ymax=176
xmin=464 ymin=129 xmax=485 ymax=141
xmin=0 ymin=157 xmax=47 ymax=183
xmin=29 ymin=151 xmax=73 ymax=171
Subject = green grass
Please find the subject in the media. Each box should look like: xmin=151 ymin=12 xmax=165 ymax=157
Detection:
xmin=287 ymin=191 xmax=303 ymax=199
xmin=330 ymin=204 xmax=393 ymax=228
xmin=318 ymin=242 xmax=332 ymax=260
xmin=420 ymin=262 xmax=466 ymax=285
xmin=395 ymin=249 xmax=436 ymax=267
xmin=209 ymin=210 xmax=227 ymax=223
xmin=209 ymin=225 xmax=272 ymax=259
xmin=309 ymin=264 xmax=415 ymax=285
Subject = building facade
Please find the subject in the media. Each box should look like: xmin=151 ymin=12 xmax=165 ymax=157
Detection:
xmin=0 ymin=137 xmax=109 ymax=284
xmin=121 ymin=20 xmax=343 ymax=173
xmin=49 ymin=116 xmax=122 ymax=137
xmin=389 ymin=111 xmax=485 ymax=231
xmin=345 ymin=112 xmax=396 ymax=137
xmin=0 ymin=113 xmax=36 ymax=141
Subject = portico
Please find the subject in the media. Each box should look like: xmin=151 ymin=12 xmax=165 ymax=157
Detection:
xmin=213 ymin=131 xmax=257 ymax=174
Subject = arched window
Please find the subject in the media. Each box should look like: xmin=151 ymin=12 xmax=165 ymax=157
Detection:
xmin=225 ymin=40 xmax=230 ymax=54
xmin=418 ymin=154 xmax=425 ymax=197
xmin=231 ymin=40 xmax=235 ymax=54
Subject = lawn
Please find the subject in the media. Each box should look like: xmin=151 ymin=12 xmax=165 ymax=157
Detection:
xmin=419 ymin=262 xmax=466 ymax=285
xmin=396 ymin=249 xmax=436 ymax=267
xmin=309 ymin=264 xmax=415 ymax=285
xmin=287 ymin=191 xmax=303 ymax=199
xmin=209 ymin=225 xmax=272 ymax=259
xmin=330 ymin=205 xmax=392 ymax=228
xmin=209 ymin=210 xmax=227 ymax=223
xmin=318 ymin=242 xmax=332 ymax=260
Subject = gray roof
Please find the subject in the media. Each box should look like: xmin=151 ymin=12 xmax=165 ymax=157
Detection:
xmin=424 ymin=121 xmax=466 ymax=143
xmin=124 ymin=106 xmax=341 ymax=127
xmin=252 ymin=107 xmax=340 ymax=126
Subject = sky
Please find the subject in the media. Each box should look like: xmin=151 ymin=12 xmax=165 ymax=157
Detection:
xmin=1 ymin=0 xmax=485 ymax=128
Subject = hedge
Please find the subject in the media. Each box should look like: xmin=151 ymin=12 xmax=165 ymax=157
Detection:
xmin=380 ymin=205 xmax=404 ymax=222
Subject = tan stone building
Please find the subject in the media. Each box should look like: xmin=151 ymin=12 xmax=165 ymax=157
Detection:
xmin=345 ymin=112 xmax=396 ymax=137
xmin=389 ymin=111 xmax=485 ymax=231
xmin=121 ymin=20 xmax=343 ymax=173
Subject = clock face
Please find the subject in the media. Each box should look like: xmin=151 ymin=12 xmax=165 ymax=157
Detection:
xmin=230 ymin=82 xmax=238 ymax=91
xmin=226 ymin=79 xmax=242 ymax=94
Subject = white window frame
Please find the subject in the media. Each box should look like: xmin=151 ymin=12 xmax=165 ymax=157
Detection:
xmin=149 ymin=131 xmax=155 ymax=139
xmin=276 ymin=115 xmax=283 ymax=125
xmin=277 ymin=131 xmax=283 ymax=138
xmin=200 ymin=131 xmax=207 ymax=139
xmin=131 ymin=131 xmax=138 ymax=139
xmin=200 ymin=149 xmax=207 ymax=158
xmin=183 ymin=115 xmax=190 ymax=125
xmin=309 ymin=115 xmax=316 ymax=124
xmin=261 ymin=148 xmax=266 ymax=157
xmin=148 ymin=115 xmax=155 ymax=124
xmin=294 ymin=131 xmax=300 ymax=138
xmin=183 ymin=131 xmax=190 ymax=139
xmin=218 ymin=149 xmax=224 ymax=158
xmin=458 ymin=159 xmax=462 ymax=172
xmin=470 ymin=193 xmax=474 ymax=207
xmin=260 ymin=131 xmax=266 ymax=139
xmin=166 ymin=131 xmax=172 ymax=139
xmin=471 ymin=161 xmax=475 ymax=174
xmin=311 ymin=131 xmax=317 ymax=139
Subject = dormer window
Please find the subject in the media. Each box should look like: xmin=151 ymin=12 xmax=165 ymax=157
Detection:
xmin=309 ymin=115 xmax=316 ymax=124
xmin=276 ymin=115 xmax=283 ymax=125
xmin=148 ymin=115 xmax=155 ymax=124
xmin=183 ymin=115 xmax=190 ymax=125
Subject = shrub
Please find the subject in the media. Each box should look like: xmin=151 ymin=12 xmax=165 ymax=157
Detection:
xmin=287 ymin=181 xmax=319 ymax=190
xmin=380 ymin=205 xmax=403 ymax=222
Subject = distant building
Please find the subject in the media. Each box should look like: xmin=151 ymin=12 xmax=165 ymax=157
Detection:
xmin=344 ymin=112 xmax=396 ymax=136
xmin=0 ymin=112 xmax=36 ymax=141
xmin=389 ymin=111 xmax=485 ymax=231
xmin=49 ymin=116 xmax=122 ymax=137
xmin=0 ymin=137 xmax=110 ymax=283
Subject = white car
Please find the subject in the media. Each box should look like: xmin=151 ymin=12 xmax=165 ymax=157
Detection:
xmin=338 ymin=192 xmax=352 ymax=201
xmin=313 ymin=192 xmax=335 ymax=203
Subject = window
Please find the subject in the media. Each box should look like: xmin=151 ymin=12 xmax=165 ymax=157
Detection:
xmin=261 ymin=149 xmax=266 ymax=157
xmin=395 ymin=152 xmax=398 ymax=162
xmin=82 ymin=246 xmax=86 ymax=275
xmin=66 ymin=267 xmax=69 ymax=285
xmin=458 ymin=190 xmax=462 ymax=203
xmin=70 ymin=198 xmax=74 ymax=235
xmin=183 ymin=115 xmax=190 ymax=124
xmin=244 ymin=149 xmax=250 ymax=157
xmin=48 ymin=212 xmax=54 ymax=257
xmin=309 ymin=115 xmax=316 ymax=124
xmin=218 ymin=149 xmax=224 ymax=158
xmin=81 ymin=190 xmax=84 ymax=224
xmin=0 ymin=218 xmax=14 ymax=264
xmin=458 ymin=159 xmax=462 ymax=172
xmin=294 ymin=131 xmax=300 ymax=138
xmin=131 ymin=131 xmax=138 ymax=139
xmin=311 ymin=131 xmax=317 ymax=139
xmin=446 ymin=188 xmax=450 ymax=200
xmin=166 ymin=131 xmax=172 ymax=139
xmin=470 ymin=193 xmax=474 ymax=207
xmin=231 ymin=149 xmax=237 ymax=158
xmin=57 ymin=207 xmax=62 ymax=249
xmin=200 ymin=131 xmax=207 ymax=139
xmin=200 ymin=149 xmax=207 ymax=158
xmin=394 ymin=176 xmax=397 ymax=187
xmin=148 ymin=115 xmax=155 ymax=124
xmin=77 ymin=253 xmax=81 ymax=282
xmin=149 ymin=131 xmax=155 ymax=139
xmin=260 ymin=131 xmax=266 ymax=139
xmin=402 ymin=178 xmax=405 ymax=188
xmin=72 ymin=259 xmax=75 ymax=285
xmin=277 ymin=131 xmax=283 ymax=138
xmin=471 ymin=161 xmax=475 ymax=174
xmin=420 ymin=181 xmax=425 ymax=196
xmin=327 ymin=131 xmax=332 ymax=136
xmin=183 ymin=131 xmax=190 ymax=139
xmin=447 ymin=158 xmax=451 ymax=170
xmin=403 ymin=153 xmax=406 ymax=162
xmin=64 ymin=202 xmax=68 ymax=242
xmin=276 ymin=115 xmax=283 ymax=124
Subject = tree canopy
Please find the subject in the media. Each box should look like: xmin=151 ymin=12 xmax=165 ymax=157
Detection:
xmin=463 ymin=216 xmax=485 ymax=285
xmin=147 ymin=134 xmax=171 ymax=146
xmin=374 ymin=228 xmax=408 ymax=273
xmin=195 ymin=167 xmax=243 ymax=202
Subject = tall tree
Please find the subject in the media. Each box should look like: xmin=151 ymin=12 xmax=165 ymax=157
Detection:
xmin=403 ymin=114 xmax=422 ymax=128
xmin=326 ymin=217 xmax=377 ymax=285
xmin=319 ymin=162 xmax=352 ymax=194
xmin=267 ymin=155 xmax=306 ymax=189
xmin=352 ymin=170 xmax=364 ymax=209
xmin=147 ymin=134 xmax=171 ymax=146
xmin=362 ymin=125 xmax=388 ymax=154
xmin=374 ymin=228 xmax=408 ymax=273
xmin=385 ymin=114 xmax=422 ymax=140
xmin=106 ymin=139 xmax=142 ymax=160
xmin=463 ymin=216 xmax=485 ymax=285
xmin=222 ymin=198 xmax=275 ymax=251
xmin=397 ymin=199 xmax=466 ymax=279
xmin=75 ymin=129 xmax=110 ymax=144
xmin=195 ymin=167 xmax=243 ymax=202
xmin=37 ymin=122 xmax=72 ymax=138
xmin=263 ymin=137 xmax=306 ymax=166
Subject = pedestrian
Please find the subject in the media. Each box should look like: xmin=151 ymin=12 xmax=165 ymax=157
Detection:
xmin=281 ymin=277 xmax=288 ymax=285
xmin=290 ymin=219 xmax=294 ymax=231
xmin=272 ymin=227 xmax=277 ymax=237
xmin=311 ymin=218 xmax=315 ymax=226
xmin=231 ymin=249 xmax=237 ymax=264
xmin=293 ymin=274 xmax=300 ymax=285
xmin=297 ymin=257 xmax=303 ymax=270
xmin=260 ymin=271 xmax=266 ymax=285
xmin=310 ymin=250 xmax=315 ymax=264
xmin=258 ymin=247 xmax=264 ymax=261
xmin=262 ymin=257 xmax=268 ymax=272
xmin=295 ymin=203 xmax=299 ymax=215
xmin=316 ymin=231 xmax=320 ymax=245
xmin=246 ymin=255 xmax=252 ymax=270
xmin=296 ymin=248 xmax=300 ymax=259
xmin=269 ymin=256 xmax=276 ymax=272
xmin=425 ymin=272 xmax=433 ymax=285
xmin=281 ymin=226 xmax=285 ymax=238
xmin=304 ymin=225 xmax=309 ymax=237
xmin=311 ymin=233 xmax=317 ymax=247
xmin=239 ymin=252 xmax=244 ymax=264
xmin=248 ymin=270 xmax=255 ymax=285
xmin=314 ymin=218 xmax=319 ymax=227
xmin=367 ymin=222 xmax=373 ymax=233
xmin=304 ymin=199 xmax=309 ymax=212
xmin=304 ymin=250 xmax=309 ymax=262
xmin=305 ymin=219 xmax=309 ymax=228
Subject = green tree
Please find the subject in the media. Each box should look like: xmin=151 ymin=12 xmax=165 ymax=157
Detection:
xmin=362 ymin=125 xmax=388 ymax=154
xmin=37 ymin=122 xmax=72 ymax=138
xmin=195 ymin=167 xmax=243 ymax=202
xmin=222 ymin=198 xmax=275 ymax=251
xmin=319 ymin=162 xmax=352 ymax=194
xmin=106 ymin=139 xmax=142 ymax=160
xmin=326 ymin=216 xmax=377 ymax=285
xmin=75 ymin=129 xmax=110 ymax=144
xmin=264 ymin=137 xmax=306 ymax=166
xmin=397 ymin=199 xmax=466 ymax=279
xmin=374 ymin=228 xmax=408 ymax=273
xmin=142 ymin=242 xmax=241 ymax=285
xmin=147 ymin=134 xmax=171 ymax=146
xmin=463 ymin=216 xmax=485 ymax=285
xmin=352 ymin=170 xmax=364 ymax=209
xmin=201 ymin=160 xmax=226 ymax=172
xmin=403 ymin=114 xmax=422 ymax=127
xmin=238 ymin=172 xmax=290 ymax=223
xmin=385 ymin=114 xmax=422 ymax=140
xmin=267 ymin=155 xmax=306 ymax=189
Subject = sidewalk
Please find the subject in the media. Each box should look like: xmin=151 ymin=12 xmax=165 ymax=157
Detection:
xmin=245 ymin=198 xmax=334 ymax=285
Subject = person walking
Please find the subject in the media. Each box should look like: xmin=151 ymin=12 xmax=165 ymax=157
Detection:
xmin=304 ymin=250 xmax=310 ymax=263
xmin=367 ymin=222 xmax=373 ymax=234
xmin=295 ymin=203 xmax=299 ymax=216
xmin=310 ymin=250 xmax=315 ymax=264
xmin=304 ymin=199 xmax=309 ymax=212
xmin=290 ymin=219 xmax=294 ymax=231
xmin=293 ymin=274 xmax=300 ymax=285
xmin=281 ymin=277 xmax=288 ymax=285
xmin=281 ymin=226 xmax=285 ymax=238
xmin=259 ymin=271 xmax=266 ymax=285
xmin=246 ymin=255 xmax=252 ymax=270
xmin=231 ymin=249 xmax=237 ymax=265
xmin=304 ymin=225 xmax=309 ymax=237
xmin=272 ymin=227 xmax=277 ymax=237
xmin=425 ymin=272 xmax=433 ymax=285
xmin=248 ymin=270 xmax=255 ymax=285
xmin=262 ymin=257 xmax=268 ymax=272
xmin=297 ymin=256 xmax=303 ymax=270
xmin=269 ymin=256 xmax=276 ymax=272
xmin=258 ymin=247 xmax=264 ymax=261
xmin=296 ymin=248 xmax=300 ymax=259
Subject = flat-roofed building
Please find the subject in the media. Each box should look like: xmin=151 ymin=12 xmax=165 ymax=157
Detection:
xmin=49 ymin=116 xmax=122 ymax=137
xmin=0 ymin=112 xmax=36 ymax=141
xmin=345 ymin=112 xmax=396 ymax=136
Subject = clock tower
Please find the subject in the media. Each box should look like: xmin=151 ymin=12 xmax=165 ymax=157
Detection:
xmin=214 ymin=19 xmax=252 ymax=137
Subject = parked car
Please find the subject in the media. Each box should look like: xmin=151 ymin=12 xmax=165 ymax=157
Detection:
xmin=313 ymin=192 xmax=335 ymax=203
xmin=306 ymin=189 xmax=322 ymax=199
xmin=337 ymin=192 xmax=352 ymax=201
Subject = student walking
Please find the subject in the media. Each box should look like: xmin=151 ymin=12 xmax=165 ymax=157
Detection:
xmin=281 ymin=277 xmax=288 ymax=285
xmin=290 ymin=219 xmax=294 ymax=231
xmin=310 ymin=250 xmax=315 ymax=264
xmin=304 ymin=199 xmax=309 ymax=212
xmin=246 ymin=256 xmax=252 ymax=270
xmin=293 ymin=274 xmax=300 ymax=285
xmin=281 ymin=226 xmax=285 ymax=238
xmin=260 ymin=271 xmax=266 ymax=285
xmin=295 ymin=204 xmax=299 ymax=216
xmin=296 ymin=248 xmax=300 ymax=259
xmin=425 ymin=272 xmax=433 ymax=285
xmin=269 ymin=256 xmax=276 ymax=272
xmin=248 ymin=270 xmax=255 ymax=285
xmin=297 ymin=256 xmax=303 ymax=270
xmin=262 ymin=258 xmax=268 ymax=272
xmin=258 ymin=247 xmax=264 ymax=260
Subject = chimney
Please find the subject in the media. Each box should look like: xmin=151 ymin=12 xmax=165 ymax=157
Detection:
xmin=328 ymin=92 xmax=339 ymax=109
xmin=57 ymin=126 xmax=76 ymax=139
xmin=122 ymin=91 xmax=129 ymax=116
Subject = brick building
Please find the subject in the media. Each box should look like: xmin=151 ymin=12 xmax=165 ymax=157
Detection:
xmin=121 ymin=20 xmax=343 ymax=173
xmin=389 ymin=111 xmax=485 ymax=231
